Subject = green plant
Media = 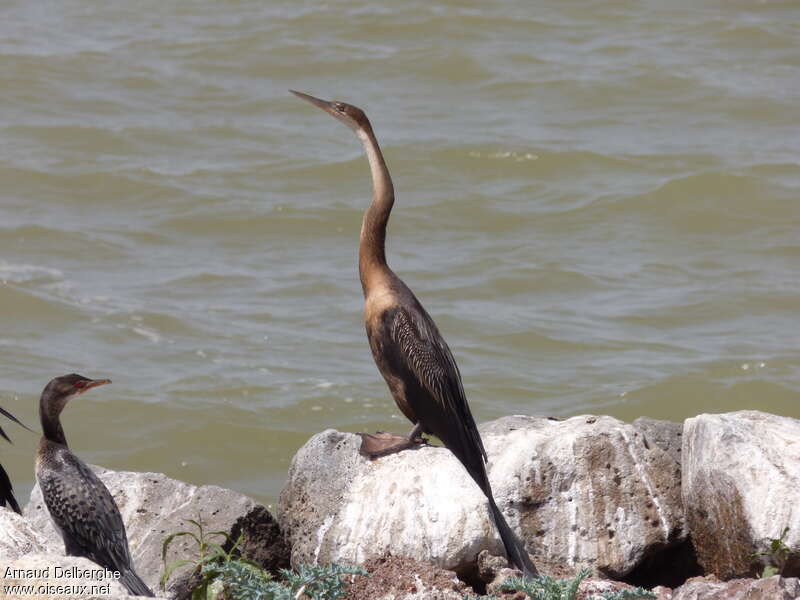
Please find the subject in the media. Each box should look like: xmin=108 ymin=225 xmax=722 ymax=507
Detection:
xmin=499 ymin=569 xmax=591 ymax=599
xmin=160 ymin=517 xmax=242 ymax=598
xmin=601 ymin=588 xmax=655 ymax=600
xmin=202 ymin=561 xmax=366 ymax=600
xmin=201 ymin=557 xmax=273 ymax=599
xmin=752 ymin=526 xmax=800 ymax=578
xmin=160 ymin=518 xmax=366 ymax=599
xmin=265 ymin=564 xmax=367 ymax=600
xmin=464 ymin=569 xmax=654 ymax=600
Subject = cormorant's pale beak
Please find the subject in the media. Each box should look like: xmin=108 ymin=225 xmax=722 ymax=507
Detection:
xmin=79 ymin=379 xmax=112 ymax=394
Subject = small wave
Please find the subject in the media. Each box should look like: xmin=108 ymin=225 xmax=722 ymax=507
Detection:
xmin=158 ymin=206 xmax=362 ymax=239
xmin=0 ymin=165 xmax=186 ymax=207
xmin=464 ymin=147 xmax=635 ymax=173
xmin=435 ymin=267 xmax=600 ymax=300
xmin=483 ymin=329 xmax=617 ymax=354
xmin=468 ymin=150 xmax=539 ymax=162
xmin=587 ymin=171 xmax=796 ymax=234
xmin=714 ymin=24 xmax=795 ymax=49
xmin=156 ymin=272 xmax=258 ymax=293
xmin=604 ymin=370 xmax=800 ymax=423
xmin=0 ymin=225 xmax=129 ymax=263
xmin=132 ymin=327 xmax=162 ymax=344
xmin=5 ymin=123 xmax=137 ymax=155
xmin=0 ymin=261 xmax=62 ymax=284
xmin=102 ymin=310 xmax=203 ymax=340
xmin=0 ymin=285 xmax=87 ymax=326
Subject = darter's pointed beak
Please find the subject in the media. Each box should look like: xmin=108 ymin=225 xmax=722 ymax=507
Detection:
xmin=290 ymin=90 xmax=334 ymax=112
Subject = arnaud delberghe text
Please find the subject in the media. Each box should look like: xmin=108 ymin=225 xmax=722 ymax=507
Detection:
xmin=3 ymin=566 xmax=122 ymax=580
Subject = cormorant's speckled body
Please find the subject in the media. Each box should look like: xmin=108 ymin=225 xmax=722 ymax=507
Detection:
xmin=36 ymin=374 xmax=153 ymax=597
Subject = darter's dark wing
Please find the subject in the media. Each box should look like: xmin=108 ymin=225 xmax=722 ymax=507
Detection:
xmin=386 ymin=304 xmax=488 ymax=479
xmin=0 ymin=405 xmax=27 ymax=513
xmin=0 ymin=462 xmax=20 ymax=513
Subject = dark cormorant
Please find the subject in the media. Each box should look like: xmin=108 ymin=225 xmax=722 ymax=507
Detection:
xmin=1 ymin=405 xmax=29 ymax=514
xmin=291 ymin=91 xmax=538 ymax=578
xmin=36 ymin=374 xmax=154 ymax=597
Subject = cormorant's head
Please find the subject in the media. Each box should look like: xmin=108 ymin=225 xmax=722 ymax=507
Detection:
xmin=290 ymin=90 xmax=372 ymax=134
xmin=40 ymin=373 xmax=111 ymax=417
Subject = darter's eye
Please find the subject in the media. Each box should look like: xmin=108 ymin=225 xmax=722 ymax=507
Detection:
xmin=334 ymin=102 xmax=346 ymax=112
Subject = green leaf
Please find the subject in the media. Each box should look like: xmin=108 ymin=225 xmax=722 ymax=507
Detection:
xmin=602 ymin=588 xmax=656 ymax=599
xmin=162 ymin=530 xmax=201 ymax=562
xmin=761 ymin=565 xmax=779 ymax=578
xmin=204 ymin=542 xmax=229 ymax=562
xmin=191 ymin=581 xmax=209 ymax=600
xmin=160 ymin=559 xmax=195 ymax=590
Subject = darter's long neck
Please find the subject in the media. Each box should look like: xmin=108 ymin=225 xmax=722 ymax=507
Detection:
xmin=357 ymin=125 xmax=395 ymax=294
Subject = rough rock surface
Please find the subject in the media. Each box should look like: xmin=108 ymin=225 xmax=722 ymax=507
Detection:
xmin=682 ymin=411 xmax=800 ymax=579
xmin=574 ymin=578 xmax=654 ymax=600
xmin=278 ymin=429 xmax=503 ymax=574
xmin=279 ymin=415 xmax=685 ymax=579
xmin=0 ymin=507 xmax=48 ymax=562
xmin=632 ymin=417 xmax=683 ymax=467
xmin=669 ymin=575 xmax=800 ymax=599
xmin=343 ymin=555 xmax=466 ymax=600
xmin=0 ymin=553 xmax=149 ymax=599
xmin=481 ymin=415 xmax=685 ymax=578
xmin=24 ymin=466 xmax=287 ymax=597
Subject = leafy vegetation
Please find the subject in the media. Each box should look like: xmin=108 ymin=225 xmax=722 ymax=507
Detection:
xmin=752 ymin=526 xmax=800 ymax=578
xmin=465 ymin=569 xmax=654 ymax=600
xmin=160 ymin=517 xmax=236 ymax=597
xmin=498 ymin=570 xmax=590 ymax=599
xmin=160 ymin=518 xmax=365 ymax=600
xmin=160 ymin=519 xmax=659 ymax=599
xmin=600 ymin=588 xmax=657 ymax=600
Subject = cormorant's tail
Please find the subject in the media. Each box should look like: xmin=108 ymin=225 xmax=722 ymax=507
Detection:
xmin=487 ymin=495 xmax=538 ymax=578
xmin=0 ymin=463 xmax=21 ymax=514
xmin=120 ymin=569 xmax=155 ymax=597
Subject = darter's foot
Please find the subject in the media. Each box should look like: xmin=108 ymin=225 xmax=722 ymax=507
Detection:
xmin=358 ymin=431 xmax=428 ymax=459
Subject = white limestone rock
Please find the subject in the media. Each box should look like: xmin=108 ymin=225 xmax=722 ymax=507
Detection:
xmin=632 ymin=417 xmax=683 ymax=467
xmin=481 ymin=415 xmax=685 ymax=577
xmin=278 ymin=415 xmax=685 ymax=578
xmin=277 ymin=429 xmax=503 ymax=575
xmin=682 ymin=411 xmax=800 ymax=579
xmin=24 ymin=467 xmax=282 ymax=596
xmin=0 ymin=507 xmax=48 ymax=563
xmin=0 ymin=553 xmax=147 ymax=599
xmin=670 ymin=575 xmax=800 ymax=599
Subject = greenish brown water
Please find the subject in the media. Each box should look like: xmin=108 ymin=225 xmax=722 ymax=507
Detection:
xmin=1 ymin=1 xmax=799 ymax=510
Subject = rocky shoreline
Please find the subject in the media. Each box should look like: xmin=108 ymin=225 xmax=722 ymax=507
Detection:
xmin=1 ymin=410 xmax=799 ymax=599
